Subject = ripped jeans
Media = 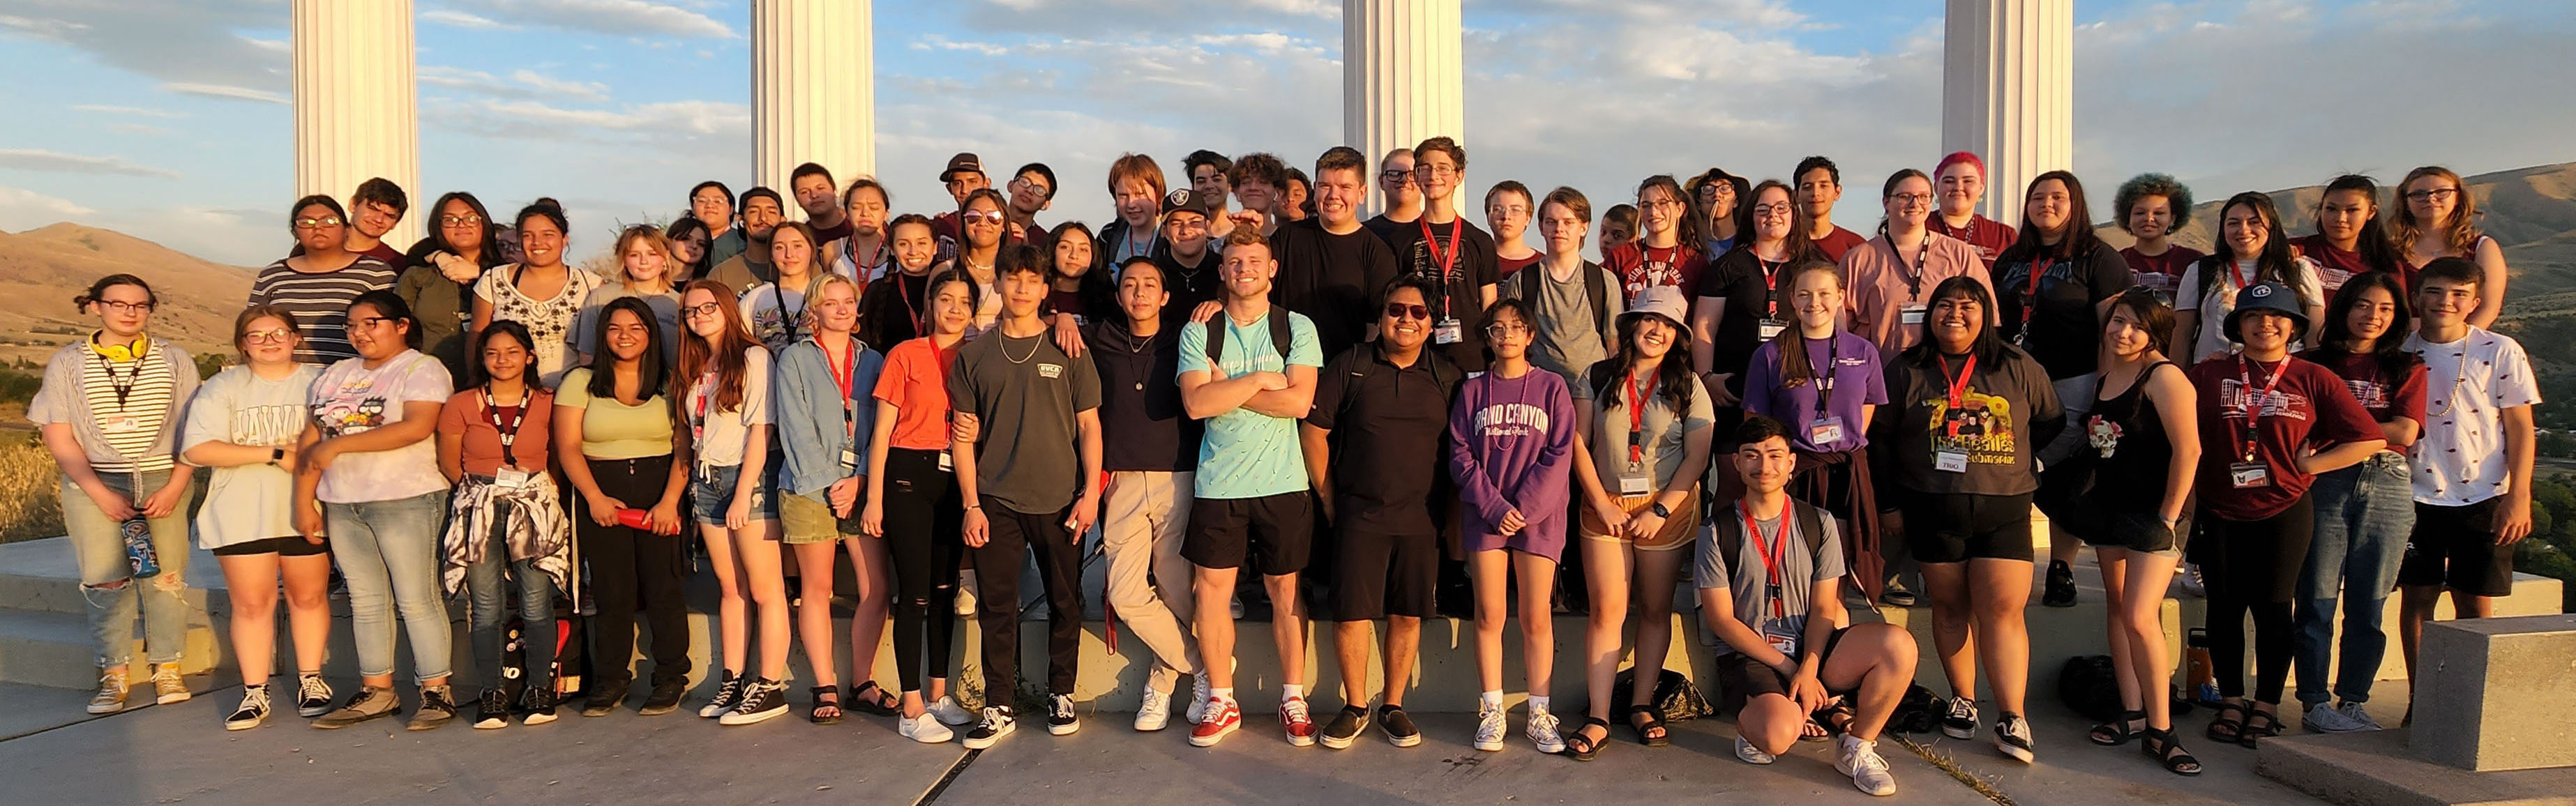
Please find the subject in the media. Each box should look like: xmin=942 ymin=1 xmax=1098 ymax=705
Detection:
xmin=59 ymin=471 xmax=193 ymax=669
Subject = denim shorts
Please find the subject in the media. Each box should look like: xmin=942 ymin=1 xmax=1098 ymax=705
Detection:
xmin=690 ymin=462 xmax=778 ymax=525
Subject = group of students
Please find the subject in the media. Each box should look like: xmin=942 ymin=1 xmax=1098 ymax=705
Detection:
xmin=33 ymin=139 xmax=2533 ymax=797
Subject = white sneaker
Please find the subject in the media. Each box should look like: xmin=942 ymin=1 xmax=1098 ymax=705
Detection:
xmin=2336 ymin=701 xmax=2385 ymax=731
xmin=1184 ymin=669 xmax=1212 ymax=724
xmin=1526 ymin=708 xmax=1565 ymax=754
xmin=2305 ymin=701 xmax=2367 ymax=733
xmin=955 ymin=572 xmax=979 ymax=616
xmin=1472 ymin=700 xmax=1508 ymax=752
xmin=901 ymin=712 xmax=955 ymax=743
xmin=930 ymin=694 xmax=974 ymax=727
xmin=1735 ymin=735 xmax=1778 ymax=764
xmin=1136 ymin=687 xmax=1174 ymax=731
xmin=1837 ymin=735 xmax=1899 ymax=796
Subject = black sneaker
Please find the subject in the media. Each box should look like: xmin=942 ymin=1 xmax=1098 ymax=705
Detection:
xmin=963 ymin=706 xmax=1016 ymax=750
xmin=1378 ymin=705 xmax=1422 ymax=747
xmin=1942 ymin=697 xmax=1979 ymax=740
xmin=1318 ymin=706 xmax=1369 ymax=750
xmin=2043 ymin=561 xmax=2077 ymax=608
xmin=224 ymin=685 xmax=271 ymax=731
xmin=698 ymin=672 xmax=745 ymax=718
xmin=474 ymin=690 xmax=513 ymax=729
xmin=1047 ymin=694 xmax=1078 ymax=736
xmin=295 ymin=674 xmax=334 ymax=718
xmin=638 ymin=678 xmax=688 ymax=716
xmin=582 ymin=677 xmax=631 ymax=717
xmin=522 ymin=687 xmax=559 ymax=725
xmin=1881 ymin=580 xmax=1919 ymax=607
xmin=407 ymin=685 xmax=457 ymax=731
xmin=719 ymin=678 xmax=790 ymax=725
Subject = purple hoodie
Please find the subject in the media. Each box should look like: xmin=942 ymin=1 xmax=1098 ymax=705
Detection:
xmin=1449 ymin=367 xmax=1578 ymax=560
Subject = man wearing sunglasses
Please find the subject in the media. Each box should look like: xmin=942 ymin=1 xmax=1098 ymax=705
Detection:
xmin=1362 ymin=148 xmax=1422 ymax=250
xmin=1268 ymin=146 xmax=1401 ymax=360
xmin=1006 ymin=162 xmax=1057 ymax=245
xmin=1299 ymin=276 xmax=1462 ymax=750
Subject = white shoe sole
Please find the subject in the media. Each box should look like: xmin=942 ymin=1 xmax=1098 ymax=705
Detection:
xmin=1530 ymin=736 xmax=1565 ymax=754
xmin=1387 ymin=732 xmax=1422 ymax=748
xmin=1049 ymin=720 xmax=1078 ymax=736
xmin=224 ymin=716 xmax=264 ymax=731
xmin=1286 ymin=731 xmax=1316 ymax=747
xmin=1319 ymin=733 xmax=1356 ymax=750
xmin=1472 ymin=736 xmax=1504 ymax=752
xmin=1133 ymin=715 xmax=1169 ymax=731
xmin=719 ymin=706 xmax=789 ymax=726
xmin=523 ymin=713 xmax=557 ymax=726
xmin=86 ymin=702 xmax=125 ymax=715
xmin=1188 ymin=721 xmax=1238 ymax=747
xmin=903 ymin=727 xmax=954 ymax=743
xmin=1996 ymin=738 xmax=2035 ymax=763
xmin=158 ymin=691 xmax=192 ymax=706
xmin=962 ymin=723 xmax=1014 ymax=750
xmin=474 ymin=717 xmax=509 ymax=729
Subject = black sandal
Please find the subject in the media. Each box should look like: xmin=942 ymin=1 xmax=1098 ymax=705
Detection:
xmin=1565 ymin=717 xmax=1611 ymax=761
xmin=2141 ymin=727 xmax=2202 ymax=776
xmin=1626 ymin=704 xmax=1670 ymax=747
xmin=2205 ymin=701 xmax=2245 ymax=743
xmin=2090 ymin=709 xmax=2148 ymax=746
xmin=1807 ymin=699 xmax=1855 ymax=741
xmin=2238 ymin=706 xmax=2280 ymax=748
xmin=847 ymin=681 xmax=899 ymax=717
xmin=808 ymin=686 xmax=843 ymax=725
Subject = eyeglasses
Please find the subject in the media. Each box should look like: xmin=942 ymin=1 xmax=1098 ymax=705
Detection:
xmin=438 ymin=214 xmax=483 ymax=227
xmin=684 ymin=301 xmax=726 ymax=320
xmin=1641 ymin=199 xmax=1685 ymax=211
xmin=294 ymin=217 xmax=344 ymax=229
xmin=1890 ymin=192 xmax=1934 ymax=207
xmin=1380 ymin=169 xmax=1414 ymax=182
xmin=1751 ymin=204 xmax=1794 ymax=218
xmin=1413 ymin=165 xmax=1459 ymax=178
xmin=95 ymin=300 xmax=154 ymax=314
xmin=1384 ymin=302 xmax=1431 ymax=321
xmin=242 ymin=328 xmax=293 ymax=344
xmin=352 ymin=316 xmax=397 ymax=329
xmin=1484 ymin=323 xmax=1531 ymax=337
xmin=2404 ymin=188 xmax=2460 ymax=202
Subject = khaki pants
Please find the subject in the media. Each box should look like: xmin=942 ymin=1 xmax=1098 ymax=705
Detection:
xmin=1103 ymin=471 xmax=1202 ymax=690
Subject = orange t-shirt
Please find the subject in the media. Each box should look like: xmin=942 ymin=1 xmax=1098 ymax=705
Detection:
xmin=872 ymin=337 xmax=955 ymax=451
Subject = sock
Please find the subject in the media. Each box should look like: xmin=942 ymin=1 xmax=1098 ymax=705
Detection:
xmin=1213 ymin=687 xmax=1235 ymax=702
xmin=244 ymin=682 xmax=266 ymax=693
xmin=1481 ymin=690 xmax=1505 ymax=708
xmin=1281 ymin=683 xmax=1304 ymax=701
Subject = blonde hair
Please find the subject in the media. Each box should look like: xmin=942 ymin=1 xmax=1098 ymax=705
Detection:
xmin=2390 ymin=166 xmax=2481 ymax=259
xmin=613 ymin=225 xmax=677 ymax=285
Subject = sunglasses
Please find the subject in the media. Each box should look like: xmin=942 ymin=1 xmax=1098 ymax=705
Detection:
xmin=962 ymin=210 xmax=1006 ymax=225
xmin=439 ymin=214 xmax=484 ymax=227
xmin=1384 ymin=302 xmax=1431 ymax=321
xmin=294 ymin=217 xmax=344 ymax=229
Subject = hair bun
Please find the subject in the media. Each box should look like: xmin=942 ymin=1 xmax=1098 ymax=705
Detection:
xmin=533 ymin=197 xmax=563 ymax=211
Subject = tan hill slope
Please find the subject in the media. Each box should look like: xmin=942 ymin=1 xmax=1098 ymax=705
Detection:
xmin=0 ymin=223 xmax=256 ymax=362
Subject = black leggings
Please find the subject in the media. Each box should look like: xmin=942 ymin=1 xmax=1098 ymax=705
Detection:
xmin=2203 ymin=496 xmax=2313 ymax=704
xmin=582 ymin=455 xmax=691 ymax=687
xmin=882 ymin=448 xmax=963 ymax=692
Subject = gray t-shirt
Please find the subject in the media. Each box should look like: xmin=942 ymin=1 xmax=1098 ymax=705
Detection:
xmin=1501 ymin=261 xmax=1621 ymax=384
xmin=182 ymin=365 xmax=321 ymax=549
xmin=1572 ymin=372 xmax=1714 ymax=490
xmin=947 ymin=330 xmax=1102 ymax=515
xmin=1694 ymin=504 xmax=1846 ymax=656
xmin=569 ymin=284 xmax=682 ymax=365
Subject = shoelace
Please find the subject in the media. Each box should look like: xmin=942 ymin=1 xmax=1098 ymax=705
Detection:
xmin=1846 ymin=740 xmax=1888 ymax=772
xmin=299 ymin=676 xmax=329 ymax=701
xmin=239 ymin=687 xmax=271 ymax=710
xmin=1477 ymin=707 xmax=1507 ymax=738
xmin=1528 ymin=711 xmax=1560 ymax=735
xmin=1281 ymin=699 xmax=1310 ymax=722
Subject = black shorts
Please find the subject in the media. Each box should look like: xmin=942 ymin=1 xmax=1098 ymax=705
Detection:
xmin=2398 ymin=499 xmax=2516 ymax=598
xmin=1328 ymin=524 xmax=1438 ymax=621
xmin=2070 ymin=508 xmax=2187 ymax=555
xmin=1903 ymin=492 xmax=2035 ymax=564
xmin=1184 ymin=492 xmax=1313 ymax=574
xmin=1715 ymin=627 xmax=1854 ymax=715
xmin=212 ymin=536 xmax=331 ymax=558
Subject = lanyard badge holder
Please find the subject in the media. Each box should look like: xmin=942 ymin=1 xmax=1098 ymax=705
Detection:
xmin=2011 ymin=257 xmax=2054 ymax=349
xmin=1807 ymin=337 xmax=1846 ymax=446
xmin=2230 ymin=356 xmax=2289 ymax=489
xmin=1620 ymin=373 xmax=1652 ymax=496
xmin=484 ymin=387 xmax=532 ymax=490
xmin=824 ymin=340 xmax=863 ymax=472
xmin=1898 ymin=238 xmax=1934 ymax=327
xmin=1755 ymin=257 xmax=1788 ymax=340
xmin=1423 ymin=218 xmax=1466 ymax=344
xmin=1934 ymin=353 xmax=1977 ymax=473
xmin=1740 ymin=503 xmax=1798 ymax=656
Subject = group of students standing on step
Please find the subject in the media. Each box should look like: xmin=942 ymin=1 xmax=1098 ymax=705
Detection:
xmin=30 ymin=139 xmax=2528 ymax=797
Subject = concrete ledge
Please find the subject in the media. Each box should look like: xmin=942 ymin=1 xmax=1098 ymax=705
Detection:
xmin=2259 ymin=729 xmax=2576 ymax=806
xmin=2411 ymin=614 xmax=2576 ymax=771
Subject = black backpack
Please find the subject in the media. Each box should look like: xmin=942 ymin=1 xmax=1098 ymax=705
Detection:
xmin=1707 ymin=499 xmax=1829 ymax=581
xmin=2058 ymin=654 xmax=2125 ymax=722
xmin=1203 ymin=307 xmax=1297 ymax=368
xmin=1512 ymin=262 xmax=1609 ymax=321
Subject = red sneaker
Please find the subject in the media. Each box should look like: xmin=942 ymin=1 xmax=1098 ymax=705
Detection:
xmin=1189 ymin=698 xmax=1240 ymax=747
xmin=1280 ymin=696 xmax=1316 ymax=747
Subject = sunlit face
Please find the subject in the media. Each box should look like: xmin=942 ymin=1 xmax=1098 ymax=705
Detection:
xmin=1629 ymin=315 xmax=1677 ymax=359
xmin=2221 ymin=204 xmax=2268 ymax=259
xmin=2416 ymin=277 xmax=2478 ymax=328
xmin=1235 ymin=178 xmax=1278 ymax=215
xmin=691 ymin=187 xmax=734 ymax=229
xmin=2237 ymin=310 xmax=2293 ymax=353
xmin=792 ymin=174 xmax=836 ymax=218
xmin=1055 ymin=234 xmax=1094 ymax=277
xmin=1378 ymin=153 xmax=1418 ymax=205
xmin=1220 ymin=240 xmax=1276 ymax=298
xmin=353 ymin=199 xmax=400 ymax=239
xmin=2024 ymin=178 xmax=2072 ymax=236
xmin=1112 ymin=178 xmax=1159 ymax=227
xmin=1537 ymin=201 xmax=1588 ymax=255
xmin=1190 ymin=165 xmax=1230 ymax=204
xmin=2404 ymin=176 xmax=2460 ymax=229
xmin=961 ymin=197 xmax=1004 ymax=249
xmin=1884 ymin=176 xmax=1934 ymax=229
xmin=1638 ymin=185 xmax=1683 ymax=236
xmin=681 ymin=288 xmax=730 ymax=340
xmin=437 ymin=199 xmax=484 ymax=253
xmin=891 ymin=222 xmax=937 ymax=272
xmin=770 ymin=227 xmax=815 ymax=274
xmin=345 ymin=302 xmax=408 ymax=360
xmin=1697 ymin=180 xmax=1738 ymax=228
xmin=481 ymin=333 xmax=531 ymax=385
xmin=1486 ymin=190 xmax=1532 ymax=241
xmin=2344 ymin=283 xmax=2397 ymax=343
xmin=1316 ymin=167 xmax=1365 ymax=226
xmin=1936 ymin=162 xmax=1984 ymax=216
xmin=2104 ymin=303 xmax=2154 ymax=358
xmin=1795 ymin=167 xmax=1841 ymax=218
xmin=1163 ymin=211 xmax=1210 ymax=254
xmin=929 ymin=278 xmax=976 ymax=336
xmin=293 ymin=203 xmax=345 ymax=253
xmin=845 ymin=186 xmax=889 ymax=236
xmin=2126 ymin=195 xmax=2174 ymax=241
xmin=812 ymin=280 xmax=859 ymax=334
xmin=1789 ymin=269 xmax=1844 ymax=328
xmin=622 ymin=238 xmax=668 ymax=284
xmin=2318 ymin=190 xmax=2374 ymax=244
xmin=944 ymin=172 xmax=988 ymax=204
xmin=1930 ymin=292 xmax=1984 ymax=349
xmin=1412 ymin=151 xmax=1460 ymax=204
xmin=1380 ymin=286 xmax=1431 ymax=351
xmin=740 ymin=196 xmax=784 ymax=238
xmin=1009 ymin=171 xmax=1053 ymax=215
xmin=1483 ymin=306 xmax=1532 ymax=360
xmin=239 ymin=315 xmax=298 ymax=365
xmin=518 ymin=215 xmax=565 ymax=268
xmin=1734 ymin=436 xmax=1796 ymax=494
xmin=604 ymin=308 xmax=651 ymax=362
xmin=89 ymin=282 xmax=153 ymax=337
xmin=1751 ymin=186 xmax=1795 ymax=243
xmin=1117 ymin=264 xmax=1170 ymax=323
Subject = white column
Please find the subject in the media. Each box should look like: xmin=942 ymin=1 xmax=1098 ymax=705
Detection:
xmin=1343 ymin=0 xmax=1463 ymax=217
xmin=752 ymin=0 xmax=874 ymax=195
xmin=1941 ymin=0 xmax=2072 ymax=227
xmin=293 ymin=0 xmax=421 ymax=248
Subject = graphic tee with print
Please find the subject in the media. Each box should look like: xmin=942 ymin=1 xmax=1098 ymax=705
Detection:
xmin=308 ymin=350 xmax=453 ymax=503
xmin=183 ymin=364 xmax=321 ymax=548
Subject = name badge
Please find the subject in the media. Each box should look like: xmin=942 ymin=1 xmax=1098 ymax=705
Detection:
xmin=1434 ymin=318 xmax=1463 ymax=344
xmin=1756 ymin=319 xmax=1788 ymax=340
xmin=492 ymin=468 xmax=530 ymax=490
xmin=1899 ymin=304 xmax=1927 ymax=326
xmin=1934 ymin=450 xmax=1969 ymax=473
xmin=101 ymin=416 xmax=141 ymax=434
xmin=937 ymin=450 xmax=954 ymax=472
xmin=1807 ymin=416 xmax=1844 ymax=446
xmin=1618 ymin=475 xmax=1652 ymax=496
xmin=839 ymin=448 xmax=859 ymax=471
xmin=2229 ymin=462 xmax=2271 ymax=489
xmin=1763 ymin=625 xmax=1801 ymax=657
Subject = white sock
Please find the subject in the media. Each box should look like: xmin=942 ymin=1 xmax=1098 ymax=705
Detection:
xmin=1281 ymin=683 xmax=1304 ymax=700
xmin=1213 ymin=687 xmax=1235 ymax=702
xmin=1481 ymin=690 xmax=1504 ymax=708
xmin=1527 ymin=694 xmax=1550 ymax=713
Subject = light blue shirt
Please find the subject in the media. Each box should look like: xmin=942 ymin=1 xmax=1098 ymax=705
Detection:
xmin=1176 ymin=309 xmax=1323 ymax=499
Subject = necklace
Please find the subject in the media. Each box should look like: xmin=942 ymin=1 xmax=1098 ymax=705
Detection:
xmin=1001 ymin=328 xmax=1044 ymax=364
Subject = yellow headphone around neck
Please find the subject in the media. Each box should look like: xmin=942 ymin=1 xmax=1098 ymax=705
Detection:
xmin=91 ymin=332 xmax=147 ymax=363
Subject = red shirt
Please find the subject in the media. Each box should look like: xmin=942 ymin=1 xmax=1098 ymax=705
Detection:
xmin=2289 ymin=234 xmax=2375 ymax=294
xmin=2296 ymin=348 xmax=2428 ymax=444
xmin=1810 ymin=225 xmax=1868 ymax=262
xmin=2187 ymin=356 xmax=2380 ymax=521
xmin=436 ymin=388 xmax=557 ymax=476
xmin=1604 ymin=241 xmax=1709 ymax=305
xmin=1928 ymin=215 xmax=2017 ymax=268
xmin=2121 ymin=244 xmax=2204 ymax=297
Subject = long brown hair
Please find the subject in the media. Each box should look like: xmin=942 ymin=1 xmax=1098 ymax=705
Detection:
xmin=2390 ymin=166 xmax=2481 ymax=259
xmin=677 ymin=279 xmax=758 ymax=416
xmin=1747 ymin=179 xmax=1812 ymax=261
xmin=1768 ymin=260 xmax=1845 ymax=389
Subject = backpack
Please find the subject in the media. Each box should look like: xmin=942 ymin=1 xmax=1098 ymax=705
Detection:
xmin=1203 ymin=307 xmax=1297 ymax=369
xmin=1512 ymin=262 xmax=1609 ymax=324
xmin=2058 ymin=654 xmax=2126 ymax=722
xmin=1708 ymin=499 xmax=1829 ymax=582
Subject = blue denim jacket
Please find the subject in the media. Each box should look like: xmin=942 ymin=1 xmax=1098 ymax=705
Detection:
xmin=771 ymin=337 xmax=885 ymax=502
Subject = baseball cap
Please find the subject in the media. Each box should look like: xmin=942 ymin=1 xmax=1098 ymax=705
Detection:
xmin=940 ymin=153 xmax=986 ymax=183
xmin=1160 ymin=188 xmax=1217 ymax=219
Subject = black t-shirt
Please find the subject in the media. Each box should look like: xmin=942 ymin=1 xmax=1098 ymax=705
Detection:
xmin=1994 ymin=240 xmax=2132 ymax=380
xmin=1305 ymin=344 xmax=1462 ymax=535
xmin=1380 ymin=215 xmax=1501 ymax=372
xmin=1087 ymin=320 xmax=1200 ymax=472
xmin=1271 ymin=218 xmax=1401 ymax=360
xmin=1152 ymin=245 xmax=1226 ymax=327
xmin=1362 ymin=213 xmax=1417 ymax=252
xmin=858 ymin=271 xmax=931 ymax=351
xmin=1696 ymin=244 xmax=1824 ymax=394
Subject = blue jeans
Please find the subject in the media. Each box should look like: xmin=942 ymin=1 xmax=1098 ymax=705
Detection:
xmin=57 ymin=471 xmax=191 ymax=669
xmin=465 ymin=527 xmax=557 ymax=692
xmin=325 ymin=492 xmax=453 ymax=683
xmin=2293 ymin=452 xmax=2413 ymax=706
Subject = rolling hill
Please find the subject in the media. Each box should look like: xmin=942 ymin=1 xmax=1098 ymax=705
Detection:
xmin=0 ymin=223 xmax=256 ymax=364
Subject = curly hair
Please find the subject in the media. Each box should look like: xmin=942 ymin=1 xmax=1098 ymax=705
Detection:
xmin=2113 ymin=172 xmax=2194 ymax=234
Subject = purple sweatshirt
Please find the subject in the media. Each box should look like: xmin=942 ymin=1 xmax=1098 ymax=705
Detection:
xmin=1448 ymin=367 xmax=1578 ymax=560
xmin=1744 ymin=331 xmax=1887 ymax=453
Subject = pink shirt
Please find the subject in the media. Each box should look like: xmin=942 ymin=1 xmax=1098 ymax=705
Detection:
xmin=1841 ymin=233 xmax=1992 ymax=357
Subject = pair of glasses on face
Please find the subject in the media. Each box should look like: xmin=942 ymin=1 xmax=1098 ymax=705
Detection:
xmin=1485 ymin=323 xmax=1530 ymax=338
xmin=1414 ymin=165 xmax=1459 ymax=179
xmin=1752 ymin=204 xmax=1794 ymax=219
xmin=1380 ymin=169 xmax=1413 ymax=183
xmin=294 ymin=217 xmax=344 ymax=229
xmin=439 ymin=215 xmax=483 ymax=227
xmin=684 ymin=301 xmax=727 ymax=321
xmin=243 ymin=328 xmax=293 ymax=344
xmin=2404 ymin=188 xmax=2460 ymax=202
xmin=1889 ymin=192 xmax=1934 ymax=207
xmin=962 ymin=210 xmax=1006 ymax=225
xmin=1385 ymin=302 xmax=1431 ymax=321
xmin=96 ymin=300 xmax=154 ymax=314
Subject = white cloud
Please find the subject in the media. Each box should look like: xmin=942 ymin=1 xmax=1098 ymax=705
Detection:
xmin=0 ymin=149 xmax=181 ymax=179
xmin=511 ymin=69 xmax=610 ymax=101
xmin=0 ymin=187 xmax=98 ymax=224
xmin=451 ymin=0 xmax=737 ymax=40
xmin=73 ymin=105 xmax=184 ymax=119
xmin=422 ymin=8 xmax=513 ymax=31
xmin=427 ymin=97 xmax=750 ymax=147
xmin=0 ymin=1 xmax=287 ymax=95
xmin=161 ymin=82 xmax=288 ymax=105
xmin=419 ymin=66 xmax=612 ymax=101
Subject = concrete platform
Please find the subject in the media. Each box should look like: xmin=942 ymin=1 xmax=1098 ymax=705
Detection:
xmin=2258 ymin=728 xmax=2576 ymax=806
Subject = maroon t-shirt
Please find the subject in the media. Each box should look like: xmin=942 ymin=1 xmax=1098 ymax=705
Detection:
xmin=1604 ymin=241 xmax=1708 ymax=305
xmin=1929 ymin=215 xmax=2017 ymax=268
xmin=2188 ymin=355 xmax=2381 ymax=521
xmin=1498 ymin=250 xmax=1541 ymax=275
xmin=2121 ymin=244 xmax=2204 ymax=296
xmin=1811 ymin=225 xmax=1868 ymax=262
xmin=2296 ymin=348 xmax=2428 ymax=446
xmin=2290 ymin=234 xmax=2377 ymax=294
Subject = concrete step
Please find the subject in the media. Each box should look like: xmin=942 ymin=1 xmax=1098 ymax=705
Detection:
xmin=0 ymin=608 xmax=220 ymax=689
xmin=0 ymin=539 xmax=222 ymax=617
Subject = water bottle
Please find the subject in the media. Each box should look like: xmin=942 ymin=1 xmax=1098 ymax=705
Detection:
xmin=121 ymin=515 xmax=161 ymax=579
xmin=2185 ymin=626 xmax=2220 ymax=704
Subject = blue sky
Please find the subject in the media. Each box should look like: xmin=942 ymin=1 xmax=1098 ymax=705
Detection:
xmin=3 ymin=0 xmax=2572 ymax=266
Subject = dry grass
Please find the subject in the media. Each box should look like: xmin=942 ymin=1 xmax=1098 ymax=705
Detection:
xmin=0 ymin=431 xmax=63 ymax=545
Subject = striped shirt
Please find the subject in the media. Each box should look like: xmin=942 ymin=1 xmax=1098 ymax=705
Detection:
xmin=248 ymin=256 xmax=400 ymax=365
xmin=81 ymin=342 xmax=179 ymax=474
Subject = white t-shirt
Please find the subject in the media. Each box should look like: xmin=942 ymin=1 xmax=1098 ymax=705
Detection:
xmin=2176 ymin=256 xmax=2323 ymax=363
xmin=307 ymin=350 xmax=453 ymax=503
xmin=2406 ymin=327 xmax=2541 ymax=505
xmin=183 ymin=364 xmax=319 ymax=548
xmin=686 ymin=347 xmax=773 ymax=468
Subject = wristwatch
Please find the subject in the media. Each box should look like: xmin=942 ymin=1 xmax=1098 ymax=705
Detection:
xmin=268 ymin=448 xmax=286 ymax=465
xmin=1650 ymin=501 xmax=1672 ymax=519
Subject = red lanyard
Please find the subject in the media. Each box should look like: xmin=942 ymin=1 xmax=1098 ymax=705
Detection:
xmin=1625 ymin=371 xmax=1651 ymax=469
xmin=1937 ymin=353 xmax=1978 ymax=409
xmin=2234 ymin=356 xmax=2291 ymax=462
xmin=2227 ymin=258 xmax=2253 ymax=293
xmin=2021 ymin=256 xmax=2056 ymax=298
xmin=821 ymin=337 xmax=860 ymax=437
xmin=845 ymin=236 xmax=889 ymax=277
xmin=1419 ymin=217 xmax=1463 ymax=282
xmin=1739 ymin=503 xmax=1789 ymax=619
xmin=1758 ymin=256 xmax=1783 ymax=319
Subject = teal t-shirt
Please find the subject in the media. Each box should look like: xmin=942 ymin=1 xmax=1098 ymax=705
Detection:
xmin=1176 ymin=309 xmax=1323 ymax=499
